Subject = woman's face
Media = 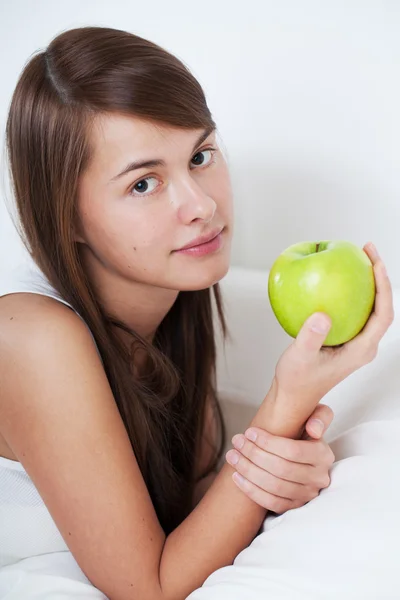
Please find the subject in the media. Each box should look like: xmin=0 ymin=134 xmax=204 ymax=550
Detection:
xmin=76 ymin=113 xmax=233 ymax=292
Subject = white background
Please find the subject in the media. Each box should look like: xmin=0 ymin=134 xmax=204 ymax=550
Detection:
xmin=1 ymin=1 xmax=399 ymax=283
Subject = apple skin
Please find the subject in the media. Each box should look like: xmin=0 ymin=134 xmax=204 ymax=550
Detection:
xmin=268 ymin=240 xmax=376 ymax=346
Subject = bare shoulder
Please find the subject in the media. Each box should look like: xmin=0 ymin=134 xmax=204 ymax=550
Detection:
xmin=0 ymin=290 xmax=111 ymax=465
xmin=0 ymin=292 xmax=95 ymax=357
xmin=0 ymin=292 xmax=105 ymax=398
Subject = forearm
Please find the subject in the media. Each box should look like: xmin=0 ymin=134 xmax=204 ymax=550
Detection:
xmin=159 ymin=458 xmax=265 ymax=599
xmin=158 ymin=379 xmax=317 ymax=600
xmin=192 ymin=470 xmax=218 ymax=507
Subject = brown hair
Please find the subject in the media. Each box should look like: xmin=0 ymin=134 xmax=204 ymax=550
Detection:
xmin=5 ymin=26 xmax=227 ymax=534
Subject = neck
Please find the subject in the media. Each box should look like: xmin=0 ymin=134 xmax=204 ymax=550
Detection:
xmin=80 ymin=250 xmax=179 ymax=342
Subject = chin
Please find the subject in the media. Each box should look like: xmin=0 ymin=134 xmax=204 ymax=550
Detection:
xmin=175 ymin=253 xmax=231 ymax=291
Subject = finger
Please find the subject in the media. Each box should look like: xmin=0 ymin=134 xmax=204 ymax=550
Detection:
xmin=226 ymin=449 xmax=307 ymax=500
xmin=304 ymin=404 xmax=334 ymax=440
xmin=294 ymin=312 xmax=332 ymax=359
xmin=243 ymin=427 xmax=335 ymax=467
xmin=231 ymin=472 xmax=302 ymax=513
xmin=231 ymin=435 xmax=329 ymax=486
xmin=360 ymin=243 xmax=394 ymax=342
xmin=347 ymin=243 xmax=394 ymax=353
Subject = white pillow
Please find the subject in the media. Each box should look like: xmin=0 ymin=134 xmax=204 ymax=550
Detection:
xmin=187 ymin=334 xmax=400 ymax=599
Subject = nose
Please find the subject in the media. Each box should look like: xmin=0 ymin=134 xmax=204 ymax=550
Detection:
xmin=173 ymin=175 xmax=217 ymax=224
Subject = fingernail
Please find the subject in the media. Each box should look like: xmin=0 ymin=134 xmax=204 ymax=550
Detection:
xmin=226 ymin=450 xmax=239 ymax=465
xmin=309 ymin=418 xmax=324 ymax=436
xmin=381 ymin=262 xmax=387 ymax=278
xmin=245 ymin=428 xmax=257 ymax=442
xmin=310 ymin=315 xmax=330 ymax=334
xmin=232 ymin=434 xmax=245 ymax=449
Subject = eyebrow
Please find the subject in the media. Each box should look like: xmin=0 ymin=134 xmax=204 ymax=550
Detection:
xmin=109 ymin=125 xmax=215 ymax=183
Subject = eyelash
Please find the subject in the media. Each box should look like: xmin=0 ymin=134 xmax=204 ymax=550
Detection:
xmin=128 ymin=146 xmax=218 ymax=198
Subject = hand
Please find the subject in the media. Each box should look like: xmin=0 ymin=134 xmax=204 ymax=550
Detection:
xmin=269 ymin=242 xmax=394 ymax=437
xmin=226 ymin=404 xmax=335 ymax=513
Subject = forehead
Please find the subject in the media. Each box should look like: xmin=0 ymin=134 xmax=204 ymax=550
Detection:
xmin=87 ymin=113 xmax=207 ymax=173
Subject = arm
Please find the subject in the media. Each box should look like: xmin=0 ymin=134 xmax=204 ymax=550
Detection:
xmin=192 ymin=395 xmax=220 ymax=507
xmin=0 ymin=293 xmax=359 ymax=600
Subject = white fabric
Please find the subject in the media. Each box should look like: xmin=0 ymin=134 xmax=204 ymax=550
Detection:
xmin=188 ymin=268 xmax=400 ymax=600
xmin=0 ymin=261 xmax=106 ymax=598
xmin=0 ymin=260 xmax=74 ymax=311
xmin=0 ymin=457 xmax=69 ymax=566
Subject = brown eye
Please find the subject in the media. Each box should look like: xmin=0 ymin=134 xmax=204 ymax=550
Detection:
xmin=130 ymin=176 xmax=159 ymax=196
xmin=191 ymin=149 xmax=214 ymax=167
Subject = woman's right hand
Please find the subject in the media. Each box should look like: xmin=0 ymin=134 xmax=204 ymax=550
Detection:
xmin=269 ymin=242 xmax=394 ymax=436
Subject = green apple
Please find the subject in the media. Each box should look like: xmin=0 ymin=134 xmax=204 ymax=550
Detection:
xmin=268 ymin=240 xmax=376 ymax=346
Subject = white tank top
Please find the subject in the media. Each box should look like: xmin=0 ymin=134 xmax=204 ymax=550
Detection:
xmin=0 ymin=260 xmax=107 ymax=599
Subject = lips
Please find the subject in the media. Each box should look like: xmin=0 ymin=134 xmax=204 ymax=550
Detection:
xmin=176 ymin=227 xmax=224 ymax=251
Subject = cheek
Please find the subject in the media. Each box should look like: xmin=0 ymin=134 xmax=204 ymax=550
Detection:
xmin=80 ymin=202 xmax=167 ymax=263
xmin=212 ymin=162 xmax=234 ymax=216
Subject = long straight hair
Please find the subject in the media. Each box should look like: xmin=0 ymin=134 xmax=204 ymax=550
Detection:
xmin=5 ymin=26 xmax=227 ymax=534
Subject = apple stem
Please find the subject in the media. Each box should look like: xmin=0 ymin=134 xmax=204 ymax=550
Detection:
xmin=316 ymin=243 xmax=320 ymax=252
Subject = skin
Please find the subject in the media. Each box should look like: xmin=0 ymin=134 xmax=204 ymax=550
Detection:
xmin=0 ymin=114 xmax=393 ymax=600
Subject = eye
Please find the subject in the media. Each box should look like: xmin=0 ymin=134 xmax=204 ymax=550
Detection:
xmin=129 ymin=176 xmax=159 ymax=196
xmin=191 ymin=148 xmax=216 ymax=168
xmin=128 ymin=148 xmax=216 ymax=197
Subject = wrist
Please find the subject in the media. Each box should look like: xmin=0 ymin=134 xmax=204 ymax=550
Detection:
xmin=252 ymin=377 xmax=313 ymax=439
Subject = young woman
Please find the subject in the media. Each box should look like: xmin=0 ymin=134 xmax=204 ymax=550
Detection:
xmin=0 ymin=26 xmax=393 ymax=600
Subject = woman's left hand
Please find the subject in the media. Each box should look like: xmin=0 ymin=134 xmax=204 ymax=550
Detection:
xmin=225 ymin=404 xmax=335 ymax=514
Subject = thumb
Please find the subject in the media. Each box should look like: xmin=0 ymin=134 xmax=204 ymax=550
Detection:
xmin=294 ymin=312 xmax=332 ymax=358
xmin=303 ymin=403 xmax=334 ymax=440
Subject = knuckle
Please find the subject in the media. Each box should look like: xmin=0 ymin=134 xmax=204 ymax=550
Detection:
xmin=320 ymin=474 xmax=331 ymax=489
xmin=312 ymin=473 xmax=330 ymax=490
xmin=325 ymin=446 xmax=335 ymax=465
